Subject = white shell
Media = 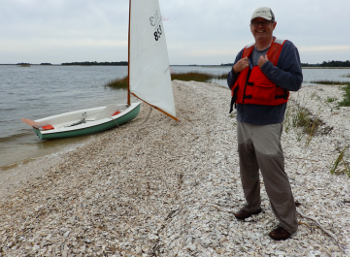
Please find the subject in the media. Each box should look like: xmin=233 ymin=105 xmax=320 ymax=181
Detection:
xmin=0 ymin=81 xmax=349 ymax=256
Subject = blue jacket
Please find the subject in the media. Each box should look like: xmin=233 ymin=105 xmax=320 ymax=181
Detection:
xmin=227 ymin=39 xmax=303 ymax=125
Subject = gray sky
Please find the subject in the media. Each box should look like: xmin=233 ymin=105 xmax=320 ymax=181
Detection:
xmin=1 ymin=0 xmax=349 ymax=65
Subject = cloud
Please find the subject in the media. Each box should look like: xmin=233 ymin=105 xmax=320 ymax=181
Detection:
xmin=1 ymin=0 xmax=350 ymax=64
xmin=299 ymin=45 xmax=350 ymax=52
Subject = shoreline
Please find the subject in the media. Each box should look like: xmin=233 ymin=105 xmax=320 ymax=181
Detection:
xmin=0 ymin=154 xmax=62 ymax=198
xmin=0 ymin=136 xmax=96 ymax=197
xmin=0 ymin=81 xmax=349 ymax=256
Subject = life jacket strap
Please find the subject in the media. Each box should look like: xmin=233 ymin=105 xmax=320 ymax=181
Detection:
xmin=243 ymin=95 xmax=252 ymax=100
xmin=229 ymin=86 xmax=239 ymax=113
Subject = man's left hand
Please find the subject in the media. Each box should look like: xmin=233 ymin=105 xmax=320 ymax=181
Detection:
xmin=258 ymin=55 xmax=269 ymax=68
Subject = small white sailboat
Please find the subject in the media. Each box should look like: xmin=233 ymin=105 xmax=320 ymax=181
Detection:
xmin=22 ymin=0 xmax=177 ymax=140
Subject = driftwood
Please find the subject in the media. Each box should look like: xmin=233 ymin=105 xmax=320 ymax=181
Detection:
xmin=297 ymin=209 xmax=345 ymax=253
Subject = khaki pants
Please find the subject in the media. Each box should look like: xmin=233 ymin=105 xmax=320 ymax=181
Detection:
xmin=237 ymin=121 xmax=298 ymax=234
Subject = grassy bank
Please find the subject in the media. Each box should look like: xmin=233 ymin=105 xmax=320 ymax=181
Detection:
xmin=309 ymin=80 xmax=350 ymax=107
xmin=309 ymin=80 xmax=349 ymax=85
xmin=339 ymin=84 xmax=350 ymax=106
xmin=104 ymin=77 xmax=128 ymax=89
xmin=104 ymin=72 xmax=228 ymax=89
xmin=170 ymin=72 xmax=227 ymax=82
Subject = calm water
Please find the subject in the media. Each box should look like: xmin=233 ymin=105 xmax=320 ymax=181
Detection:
xmin=1 ymin=65 xmax=350 ymax=170
xmin=0 ymin=65 xmax=129 ymax=169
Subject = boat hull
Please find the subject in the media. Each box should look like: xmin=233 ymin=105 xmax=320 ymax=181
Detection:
xmin=32 ymin=103 xmax=141 ymax=140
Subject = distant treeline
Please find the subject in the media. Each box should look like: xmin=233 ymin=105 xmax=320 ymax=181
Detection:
xmin=61 ymin=61 xmax=128 ymax=66
xmin=221 ymin=60 xmax=350 ymax=68
xmin=302 ymin=60 xmax=350 ymax=67
xmin=16 ymin=63 xmax=52 ymax=65
xmin=5 ymin=60 xmax=350 ymax=67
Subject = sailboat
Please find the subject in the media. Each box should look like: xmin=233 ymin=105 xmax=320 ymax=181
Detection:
xmin=21 ymin=0 xmax=177 ymax=140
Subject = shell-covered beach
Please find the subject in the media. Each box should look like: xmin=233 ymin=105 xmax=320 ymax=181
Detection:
xmin=0 ymin=81 xmax=349 ymax=256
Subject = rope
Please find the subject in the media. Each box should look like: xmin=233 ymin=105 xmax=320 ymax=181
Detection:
xmin=107 ymin=104 xmax=153 ymax=130
xmin=110 ymin=116 xmax=120 ymax=128
xmin=140 ymin=106 xmax=153 ymax=125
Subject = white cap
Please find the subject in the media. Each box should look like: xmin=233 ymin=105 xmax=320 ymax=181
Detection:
xmin=251 ymin=7 xmax=275 ymax=22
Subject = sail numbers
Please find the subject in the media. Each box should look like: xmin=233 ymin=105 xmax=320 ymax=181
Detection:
xmin=149 ymin=10 xmax=160 ymax=26
xmin=149 ymin=10 xmax=162 ymax=41
xmin=154 ymin=25 xmax=162 ymax=41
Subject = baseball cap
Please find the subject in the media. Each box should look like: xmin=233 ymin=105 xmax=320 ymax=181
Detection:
xmin=251 ymin=7 xmax=275 ymax=22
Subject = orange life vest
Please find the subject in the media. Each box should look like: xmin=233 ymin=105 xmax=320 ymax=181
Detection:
xmin=230 ymin=38 xmax=289 ymax=112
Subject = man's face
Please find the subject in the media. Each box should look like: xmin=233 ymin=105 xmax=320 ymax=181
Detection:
xmin=250 ymin=18 xmax=277 ymax=42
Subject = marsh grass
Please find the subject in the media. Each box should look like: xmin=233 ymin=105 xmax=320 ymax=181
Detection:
xmin=284 ymin=102 xmax=323 ymax=144
xmin=338 ymin=84 xmax=350 ymax=107
xmin=342 ymin=74 xmax=350 ymax=78
xmin=215 ymin=73 xmax=229 ymax=79
xmin=104 ymin=72 xmax=229 ymax=89
xmin=326 ymin=96 xmax=338 ymax=103
xmin=330 ymin=145 xmax=350 ymax=177
xmin=308 ymin=80 xmax=350 ymax=107
xmin=292 ymin=105 xmax=321 ymax=136
xmin=171 ymin=72 xmax=213 ymax=82
xmin=310 ymin=80 xmax=349 ymax=85
xmin=171 ymin=72 xmax=227 ymax=82
xmin=104 ymin=76 xmax=128 ymax=89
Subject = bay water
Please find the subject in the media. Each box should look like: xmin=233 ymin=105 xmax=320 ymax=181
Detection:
xmin=1 ymin=65 xmax=350 ymax=172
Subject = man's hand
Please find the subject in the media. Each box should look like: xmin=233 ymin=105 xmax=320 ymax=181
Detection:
xmin=233 ymin=57 xmax=249 ymax=73
xmin=258 ymin=55 xmax=269 ymax=68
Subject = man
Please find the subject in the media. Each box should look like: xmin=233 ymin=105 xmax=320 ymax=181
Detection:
xmin=227 ymin=7 xmax=303 ymax=240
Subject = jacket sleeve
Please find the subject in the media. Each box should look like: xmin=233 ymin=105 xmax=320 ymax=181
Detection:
xmin=227 ymin=50 xmax=244 ymax=90
xmin=260 ymin=40 xmax=303 ymax=92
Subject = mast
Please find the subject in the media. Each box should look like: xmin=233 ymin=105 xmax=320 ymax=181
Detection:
xmin=127 ymin=0 xmax=131 ymax=106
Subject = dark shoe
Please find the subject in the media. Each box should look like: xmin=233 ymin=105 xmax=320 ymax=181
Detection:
xmin=234 ymin=208 xmax=262 ymax=220
xmin=269 ymin=226 xmax=291 ymax=240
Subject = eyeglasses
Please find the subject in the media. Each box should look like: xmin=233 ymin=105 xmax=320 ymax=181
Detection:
xmin=251 ymin=20 xmax=272 ymax=27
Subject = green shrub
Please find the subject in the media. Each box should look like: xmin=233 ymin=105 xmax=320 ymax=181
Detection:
xmin=338 ymin=84 xmax=350 ymax=107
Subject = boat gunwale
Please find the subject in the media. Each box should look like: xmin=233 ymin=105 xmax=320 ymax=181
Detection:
xmin=35 ymin=103 xmax=141 ymax=138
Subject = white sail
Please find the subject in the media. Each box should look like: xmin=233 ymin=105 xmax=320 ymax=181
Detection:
xmin=129 ymin=0 xmax=177 ymax=120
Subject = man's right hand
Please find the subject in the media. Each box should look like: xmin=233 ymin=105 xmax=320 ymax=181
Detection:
xmin=233 ymin=57 xmax=249 ymax=73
